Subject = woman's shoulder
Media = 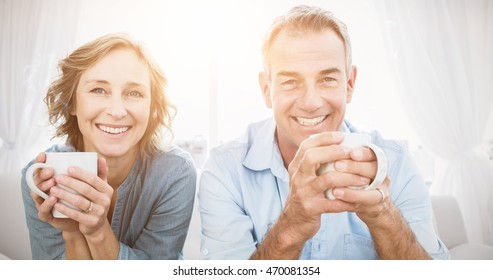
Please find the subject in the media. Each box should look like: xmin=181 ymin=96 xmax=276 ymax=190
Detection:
xmin=139 ymin=145 xmax=197 ymax=195
xmin=148 ymin=145 xmax=197 ymax=174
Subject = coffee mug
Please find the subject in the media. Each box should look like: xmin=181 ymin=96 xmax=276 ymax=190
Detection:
xmin=25 ymin=152 xmax=97 ymax=218
xmin=316 ymin=133 xmax=388 ymax=200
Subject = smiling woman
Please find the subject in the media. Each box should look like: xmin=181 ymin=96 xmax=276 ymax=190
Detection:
xmin=72 ymin=48 xmax=152 ymax=160
xmin=20 ymin=33 xmax=197 ymax=260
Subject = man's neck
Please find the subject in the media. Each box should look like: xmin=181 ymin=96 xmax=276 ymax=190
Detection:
xmin=275 ymin=130 xmax=297 ymax=169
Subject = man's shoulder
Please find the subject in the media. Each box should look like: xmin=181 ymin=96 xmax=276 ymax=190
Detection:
xmin=346 ymin=120 xmax=409 ymax=156
xmin=370 ymin=131 xmax=409 ymax=156
xmin=210 ymin=118 xmax=272 ymax=157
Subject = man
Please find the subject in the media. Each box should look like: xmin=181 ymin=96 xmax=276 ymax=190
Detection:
xmin=198 ymin=5 xmax=449 ymax=260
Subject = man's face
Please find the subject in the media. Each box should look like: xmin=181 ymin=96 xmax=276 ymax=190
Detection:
xmin=260 ymin=29 xmax=356 ymax=157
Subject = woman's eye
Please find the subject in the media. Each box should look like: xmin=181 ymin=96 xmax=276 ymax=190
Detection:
xmin=128 ymin=91 xmax=143 ymax=98
xmin=90 ymin=87 xmax=106 ymax=94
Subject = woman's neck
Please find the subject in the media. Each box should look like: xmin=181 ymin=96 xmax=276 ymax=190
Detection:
xmin=104 ymin=148 xmax=139 ymax=189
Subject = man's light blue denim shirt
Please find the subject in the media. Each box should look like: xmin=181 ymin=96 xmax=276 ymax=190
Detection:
xmin=198 ymin=117 xmax=449 ymax=259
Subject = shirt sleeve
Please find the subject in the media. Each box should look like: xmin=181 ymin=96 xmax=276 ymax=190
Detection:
xmin=117 ymin=154 xmax=197 ymax=260
xmin=389 ymin=147 xmax=450 ymax=260
xmin=198 ymin=148 xmax=257 ymax=260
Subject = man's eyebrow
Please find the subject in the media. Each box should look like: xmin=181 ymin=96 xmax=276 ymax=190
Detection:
xmin=277 ymin=71 xmax=302 ymax=78
xmin=276 ymin=68 xmax=343 ymax=78
xmin=319 ymin=68 xmax=343 ymax=76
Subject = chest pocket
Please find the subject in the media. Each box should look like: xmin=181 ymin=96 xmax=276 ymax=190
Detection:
xmin=343 ymin=234 xmax=378 ymax=260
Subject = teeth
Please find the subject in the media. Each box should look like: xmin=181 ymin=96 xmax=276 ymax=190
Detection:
xmin=296 ymin=116 xmax=326 ymax=126
xmin=98 ymin=125 xmax=129 ymax=134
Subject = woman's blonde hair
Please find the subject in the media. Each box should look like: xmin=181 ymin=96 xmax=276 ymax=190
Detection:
xmin=45 ymin=33 xmax=175 ymax=157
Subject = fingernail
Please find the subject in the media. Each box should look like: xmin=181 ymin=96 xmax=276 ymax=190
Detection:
xmin=352 ymin=148 xmax=363 ymax=159
xmin=333 ymin=188 xmax=344 ymax=198
xmin=334 ymin=161 xmax=347 ymax=171
xmin=68 ymin=167 xmax=75 ymax=174
xmin=360 ymin=176 xmax=371 ymax=184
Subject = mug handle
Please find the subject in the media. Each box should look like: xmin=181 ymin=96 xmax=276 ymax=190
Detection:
xmin=324 ymin=144 xmax=388 ymax=200
xmin=25 ymin=163 xmax=51 ymax=199
xmin=364 ymin=143 xmax=388 ymax=190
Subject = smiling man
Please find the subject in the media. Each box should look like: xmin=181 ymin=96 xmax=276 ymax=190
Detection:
xmin=198 ymin=5 xmax=449 ymax=260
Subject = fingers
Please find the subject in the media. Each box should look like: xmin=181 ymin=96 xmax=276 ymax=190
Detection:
xmin=310 ymin=171 xmax=371 ymax=196
xmin=34 ymin=152 xmax=46 ymax=164
xmin=334 ymin=159 xmax=377 ymax=180
xmin=332 ymin=177 xmax=391 ymax=206
xmin=61 ymin=165 xmax=112 ymax=196
xmin=289 ymin=131 xmax=347 ymax=175
xmin=350 ymin=147 xmax=376 ymax=162
xmin=51 ymin=164 xmax=113 ymax=220
xmin=31 ymin=191 xmax=57 ymax=222
xmin=297 ymin=145 xmax=351 ymax=175
xmin=32 ymin=153 xmax=56 ymax=191
xmin=97 ymin=156 xmax=108 ymax=181
xmin=34 ymin=168 xmax=56 ymax=193
xmin=53 ymin=201 xmax=99 ymax=226
xmin=49 ymin=186 xmax=93 ymax=213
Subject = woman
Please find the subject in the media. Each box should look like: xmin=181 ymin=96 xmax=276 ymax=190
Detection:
xmin=21 ymin=33 xmax=197 ymax=259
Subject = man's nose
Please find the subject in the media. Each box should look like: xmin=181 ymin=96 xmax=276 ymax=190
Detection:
xmin=297 ymin=84 xmax=324 ymax=112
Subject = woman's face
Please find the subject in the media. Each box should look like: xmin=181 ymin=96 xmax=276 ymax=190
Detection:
xmin=72 ymin=48 xmax=151 ymax=159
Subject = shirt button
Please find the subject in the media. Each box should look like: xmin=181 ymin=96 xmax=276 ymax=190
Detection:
xmin=202 ymin=248 xmax=209 ymax=255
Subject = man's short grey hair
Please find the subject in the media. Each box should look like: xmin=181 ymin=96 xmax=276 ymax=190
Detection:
xmin=261 ymin=5 xmax=352 ymax=74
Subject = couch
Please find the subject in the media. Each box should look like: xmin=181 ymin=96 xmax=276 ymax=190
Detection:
xmin=431 ymin=195 xmax=493 ymax=259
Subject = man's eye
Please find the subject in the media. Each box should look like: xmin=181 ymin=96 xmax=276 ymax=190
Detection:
xmin=322 ymin=77 xmax=337 ymax=84
xmin=90 ymin=87 xmax=106 ymax=94
xmin=280 ymin=80 xmax=300 ymax=90
xmin=321 ymin=77 xmax=337 ymax=86
xmin=322 ymin=77 xmax=336 ymax=82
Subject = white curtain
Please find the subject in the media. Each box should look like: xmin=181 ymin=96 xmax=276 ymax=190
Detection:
xmin=377 ymin=0 xmax=493 ymax=245
xmin=0 ymin=0 xmax=79 ymax=173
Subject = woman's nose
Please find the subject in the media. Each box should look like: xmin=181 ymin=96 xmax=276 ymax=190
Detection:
xmin=106 ymin=96 xmax=128 ymax=119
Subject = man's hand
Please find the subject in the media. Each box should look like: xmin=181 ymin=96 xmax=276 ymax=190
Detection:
xmin=252 ymin=131 xmax=374 ymax=259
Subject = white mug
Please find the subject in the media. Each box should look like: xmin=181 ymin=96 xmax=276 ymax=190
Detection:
xmin=25 ymin=152 xmax=97 ymax=218
xmin=316 ymin=133 xmax=388 ymax=200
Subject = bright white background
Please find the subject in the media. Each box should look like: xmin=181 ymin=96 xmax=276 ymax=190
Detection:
xmin=1 ymin=0 xmax=492 ymax=170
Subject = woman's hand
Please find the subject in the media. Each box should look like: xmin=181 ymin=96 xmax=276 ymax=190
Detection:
xmin=49 ymin=156 xmax=113 ymax=239
xmin=30 ymin=152 xmax=80 ymax=232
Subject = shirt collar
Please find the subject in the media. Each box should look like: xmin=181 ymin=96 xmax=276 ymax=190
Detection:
xmin=243 ymin=118 xmax=289 ymax=181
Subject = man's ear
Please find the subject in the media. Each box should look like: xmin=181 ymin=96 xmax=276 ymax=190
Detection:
xmin=346 ymin=65 xmax=357 ymax=103
xmin=259 ymin=71 xmax=272 ymax=108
